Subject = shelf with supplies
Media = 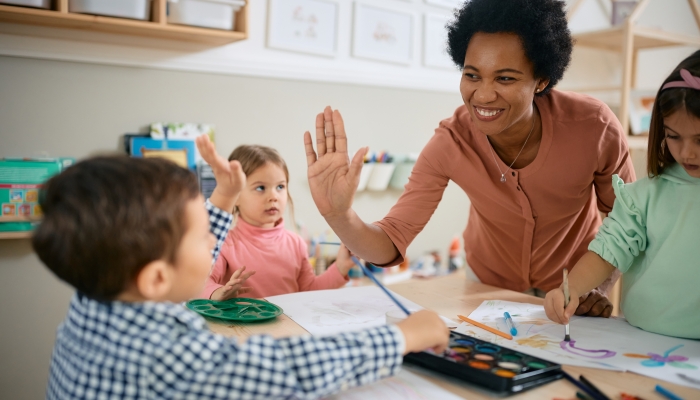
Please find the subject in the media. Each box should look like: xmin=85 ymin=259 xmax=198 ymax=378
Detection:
xmin=566 ymin=0 xmax=700 ymax=136
xmin=0 ymin=216 xmax=39 ymax=239
xmin=0 ymin=0 xmax=248 ymax=45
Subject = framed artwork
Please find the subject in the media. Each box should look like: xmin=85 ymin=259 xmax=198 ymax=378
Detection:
xmin=423 ymin=13 xmax=454 ymax=69
xmin=352 ymin=2 xmax=414 ymax=65
xmin=629 ymin=90 xmax=655 ymax=135
xmin=612 ymin=1 xmax=638 ymax=26
xmin=424 ymin=0 xmax=463 ymax=10
xmin=267 ymin=0 xmax=339 ymax=57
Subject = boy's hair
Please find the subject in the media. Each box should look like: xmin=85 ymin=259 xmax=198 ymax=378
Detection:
xmin=648 ymin=50 xmax=700 ymax=177
xmin=446 ymin=0 xmax=572 ymax=96
xmin=32 ymin=156 xmax=200 ymax=301
xmin=228 ymin=145 xmax=296 ymax=225
xmin=647 ymin=50 xmax=700 ymax=178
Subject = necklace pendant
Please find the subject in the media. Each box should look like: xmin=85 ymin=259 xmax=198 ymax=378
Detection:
xmin=500 ymin=174 xmax=506 ymax=183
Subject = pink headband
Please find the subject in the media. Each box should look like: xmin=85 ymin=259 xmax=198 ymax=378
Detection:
xmin=662 ymin=68 xmax=700 ymax=91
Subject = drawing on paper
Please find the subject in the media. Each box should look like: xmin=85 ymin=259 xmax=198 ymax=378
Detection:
xmin=624 ymin=345 xmax=698 ymax=369
xmin=352 ymin=3 xmax=413 ymax=64
xmin=560 ymin=340 xmax=616 ymax=359
xmin=267 ymin=0 xmax=338 ymax=57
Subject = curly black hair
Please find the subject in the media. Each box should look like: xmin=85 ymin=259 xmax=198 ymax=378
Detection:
xmin=447 ymin=0 xmax=573 ymax=95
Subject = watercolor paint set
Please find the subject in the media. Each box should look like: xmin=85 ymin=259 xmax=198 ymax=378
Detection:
xmin=404 ymin=331 xmax=563 ymax=394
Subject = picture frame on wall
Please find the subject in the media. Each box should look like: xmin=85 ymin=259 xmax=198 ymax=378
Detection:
xmin=423 ymin=13 xmax=454 ymax=69
xmin=352 ymin=2 xmax=414 ymax=65
xmin=424 ymin=0 xmax=463 ymax=10
xmin=267 ymin=0 xmax=339 ymax=57
xmin=611 ymin=1 xmax=638 ymax=26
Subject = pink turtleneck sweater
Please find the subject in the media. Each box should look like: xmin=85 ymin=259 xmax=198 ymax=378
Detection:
xmin=201 ymin=218 xmax=348 ymax=299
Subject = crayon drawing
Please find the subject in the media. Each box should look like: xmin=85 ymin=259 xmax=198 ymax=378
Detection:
xmin=456 ymin=300 xmax=700 ymax=388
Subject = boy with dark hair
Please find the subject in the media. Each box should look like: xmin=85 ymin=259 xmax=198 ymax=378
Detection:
xmin=35 ymin=135 xmax=449 ymax=399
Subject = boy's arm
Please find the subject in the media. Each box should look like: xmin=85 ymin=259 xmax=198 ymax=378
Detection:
xmin=205 ymin=200 xmax=233 ymax=263
xmin=154 ymin=324 xmax=406 ymax=399
xmin=196 ymin=134 xmax=246 ymax=214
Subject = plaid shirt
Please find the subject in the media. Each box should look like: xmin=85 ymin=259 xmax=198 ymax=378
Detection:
xmin=46 ymin=200 xmax=405 ymax=399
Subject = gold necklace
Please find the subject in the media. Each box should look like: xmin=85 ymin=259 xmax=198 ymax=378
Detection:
xmin=487 ymin=108 xmax=536 ymax=183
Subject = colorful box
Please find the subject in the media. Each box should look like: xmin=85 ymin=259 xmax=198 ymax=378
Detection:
xmin=0 ymin=158 xmax=74 ymax=232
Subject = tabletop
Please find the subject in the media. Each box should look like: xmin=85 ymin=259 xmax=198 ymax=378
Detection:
xmin=206 ymin=270 xmax=700 ymax=400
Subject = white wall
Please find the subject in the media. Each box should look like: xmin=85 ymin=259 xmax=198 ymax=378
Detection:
xmin=0 ymin=0 xmax=698 ymax=398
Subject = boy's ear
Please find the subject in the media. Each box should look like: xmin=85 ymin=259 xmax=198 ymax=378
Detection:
xmin=135 ymin=260 xmax=174 ymax=300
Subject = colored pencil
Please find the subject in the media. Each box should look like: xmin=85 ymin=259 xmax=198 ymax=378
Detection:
xmin=319 ymin=241 xmax=341 ymax=246
xmin=579 ymin=375 xmax=610 ymax=400
xmin=456 ymin=315 xmax=513 ymax=340
xmin=563 ymin=268 xmax=571 ymax=341
xmin=561 ymin=371 xmax=605 ymax=400
xmin=576 ymin=391 xmax=591 ymax=400
xmin=349 ymin=256 xmax=412 ymax=316
xmin=655 ymin=384 xmax=683 ymax=400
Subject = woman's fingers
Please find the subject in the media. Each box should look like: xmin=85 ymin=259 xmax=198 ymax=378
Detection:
xmin=304 ymin=131 xmax=318 ymax=167
xmin=332 ymin=109 xmax=348 ymax=155
xmin=315 ymin=112 xmax=327 ymax=156
xmin=324 ymin=106 xmax=336 ymax=153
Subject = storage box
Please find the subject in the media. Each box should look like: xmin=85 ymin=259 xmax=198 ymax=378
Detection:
xmin=0 ymin=0 xmax=50 ymax=8
xmin=69 ymin=0 xmax=151 ymax=20
xmin=167 ymin=0 xmax=245 ymax=30
xmin=0 ymin=158 xmax=74 ymax=219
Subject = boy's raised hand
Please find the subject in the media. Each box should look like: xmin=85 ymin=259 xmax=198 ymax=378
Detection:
xmin=304 ymin=106 xmax=368 ymax=220
xmin=196 ymin=134 xmax=246 ymax=213
xmin=544 ymin=287 xmax=579 ymax=324
xmin=396 ymin=310 xmax=450 ymax=355
xmin=210 ymin=266 xmax=256 ymax=301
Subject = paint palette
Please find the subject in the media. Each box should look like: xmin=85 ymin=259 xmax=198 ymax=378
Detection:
xmin=186 ymin=298 xmax=283 ymax=322
xmin=404 ymin=331 xmax=563 ymax=394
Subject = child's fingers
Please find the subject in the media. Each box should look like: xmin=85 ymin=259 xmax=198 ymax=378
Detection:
xmin=238 ymin=287 xmax=252 ymax=295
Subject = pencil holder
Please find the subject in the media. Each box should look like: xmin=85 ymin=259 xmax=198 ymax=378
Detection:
xmin=367 ymin=163 xmax=396 ymax=191
xmin=389 ymin=160 xmax=415 ymax=190
xmin=357 ymin=163 xmax=374 ymax=191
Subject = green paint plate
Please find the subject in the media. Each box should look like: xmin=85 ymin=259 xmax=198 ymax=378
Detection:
xmin=186 ymin=298 xmax=283 ymax=322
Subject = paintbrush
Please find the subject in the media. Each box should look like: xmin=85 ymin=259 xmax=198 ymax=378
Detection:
xmin=349 ymin=256 xmax=412 ymax=316
xmin=563 ymin=268 xmax=571 ymax=342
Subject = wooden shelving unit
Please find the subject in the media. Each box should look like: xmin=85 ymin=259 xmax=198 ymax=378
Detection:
xmin=0 ymin=215 xmax=38 ymax=240
xmin=567 ymin=0 xmax=700 ymax=138
xmin=0 ymin=0 xmax=248 ymax=44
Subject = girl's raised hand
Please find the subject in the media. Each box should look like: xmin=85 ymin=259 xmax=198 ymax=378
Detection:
xmin=304 ymin=106 xmax=368 ymax=219
xmin=196 ymin=134 xmax=246 ymax=212
xmin=210 ymin=266 xmax=256 ymax=301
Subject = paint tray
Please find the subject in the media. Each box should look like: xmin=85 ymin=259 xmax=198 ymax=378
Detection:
xmin=186 ymin=298 xmax=283 ymax=322
xmin=404 ymin=331 xmax=563 ymax=394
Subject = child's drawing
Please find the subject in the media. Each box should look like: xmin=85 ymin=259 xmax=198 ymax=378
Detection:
xmin=625 ymin=345 xmax=698 ymax=369
xmin=560 ymin=340 xmax=616 ymax=359
xmin=327 ymin=369 xmax=463 ymax=400
xmin=352 ymin=3 xmax=413 ymax=64
xmin=457 ymin=300 xmax=700 ymax=388
xmin=267 ymin=0 xmax=338 ymax=57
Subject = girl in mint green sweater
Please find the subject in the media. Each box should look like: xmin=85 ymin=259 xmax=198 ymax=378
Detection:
xmin=544 ymin=50 xmax=700 ymax=339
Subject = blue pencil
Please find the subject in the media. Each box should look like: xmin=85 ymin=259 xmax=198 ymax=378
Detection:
xmin=504 ymin=312 xmax=518 ymax=336
xmin=349 ymin=256 xmax=412 ymax=316
xmin=655 ymin=384 xmax=684 ymax=400
xmin=561 ymin=371 xmax=605 ymax=400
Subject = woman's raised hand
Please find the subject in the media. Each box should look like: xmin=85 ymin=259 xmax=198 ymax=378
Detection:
xmin=304 ymin=106 xmax=368 ymax=219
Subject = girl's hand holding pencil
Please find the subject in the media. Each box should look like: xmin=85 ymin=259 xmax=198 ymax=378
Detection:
xmin=544 ymin=283 xmax=580 ymax=325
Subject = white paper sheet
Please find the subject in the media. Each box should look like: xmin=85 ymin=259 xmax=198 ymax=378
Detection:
xmin=266 ymin=286 xmax=456 ymax=337
xmin=324 ymin=369 xmax=463 ymax=400
xmin=455 ymin=300 xmax=700 ymax=389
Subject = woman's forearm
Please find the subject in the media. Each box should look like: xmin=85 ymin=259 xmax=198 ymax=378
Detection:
xmin=568 ymin=251 xmax=617 ymax=297
xmin=325 ymin=209 xmax=400 ymax=265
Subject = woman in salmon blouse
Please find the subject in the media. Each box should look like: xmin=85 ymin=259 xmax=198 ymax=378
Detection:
xmin=303 ymin=0 xmax=635 ymax=317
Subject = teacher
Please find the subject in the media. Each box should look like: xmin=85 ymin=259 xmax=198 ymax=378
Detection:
xmin=303 ymin=0 xmax=635 ymax=317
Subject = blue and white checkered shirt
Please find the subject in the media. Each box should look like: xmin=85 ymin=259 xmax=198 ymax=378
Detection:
xmin=46 ymin=200 xmax=405 ymax=399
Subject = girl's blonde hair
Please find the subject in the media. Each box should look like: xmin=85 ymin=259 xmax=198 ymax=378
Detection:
xmin=228 ymin=145 xmax=296 ymax=226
